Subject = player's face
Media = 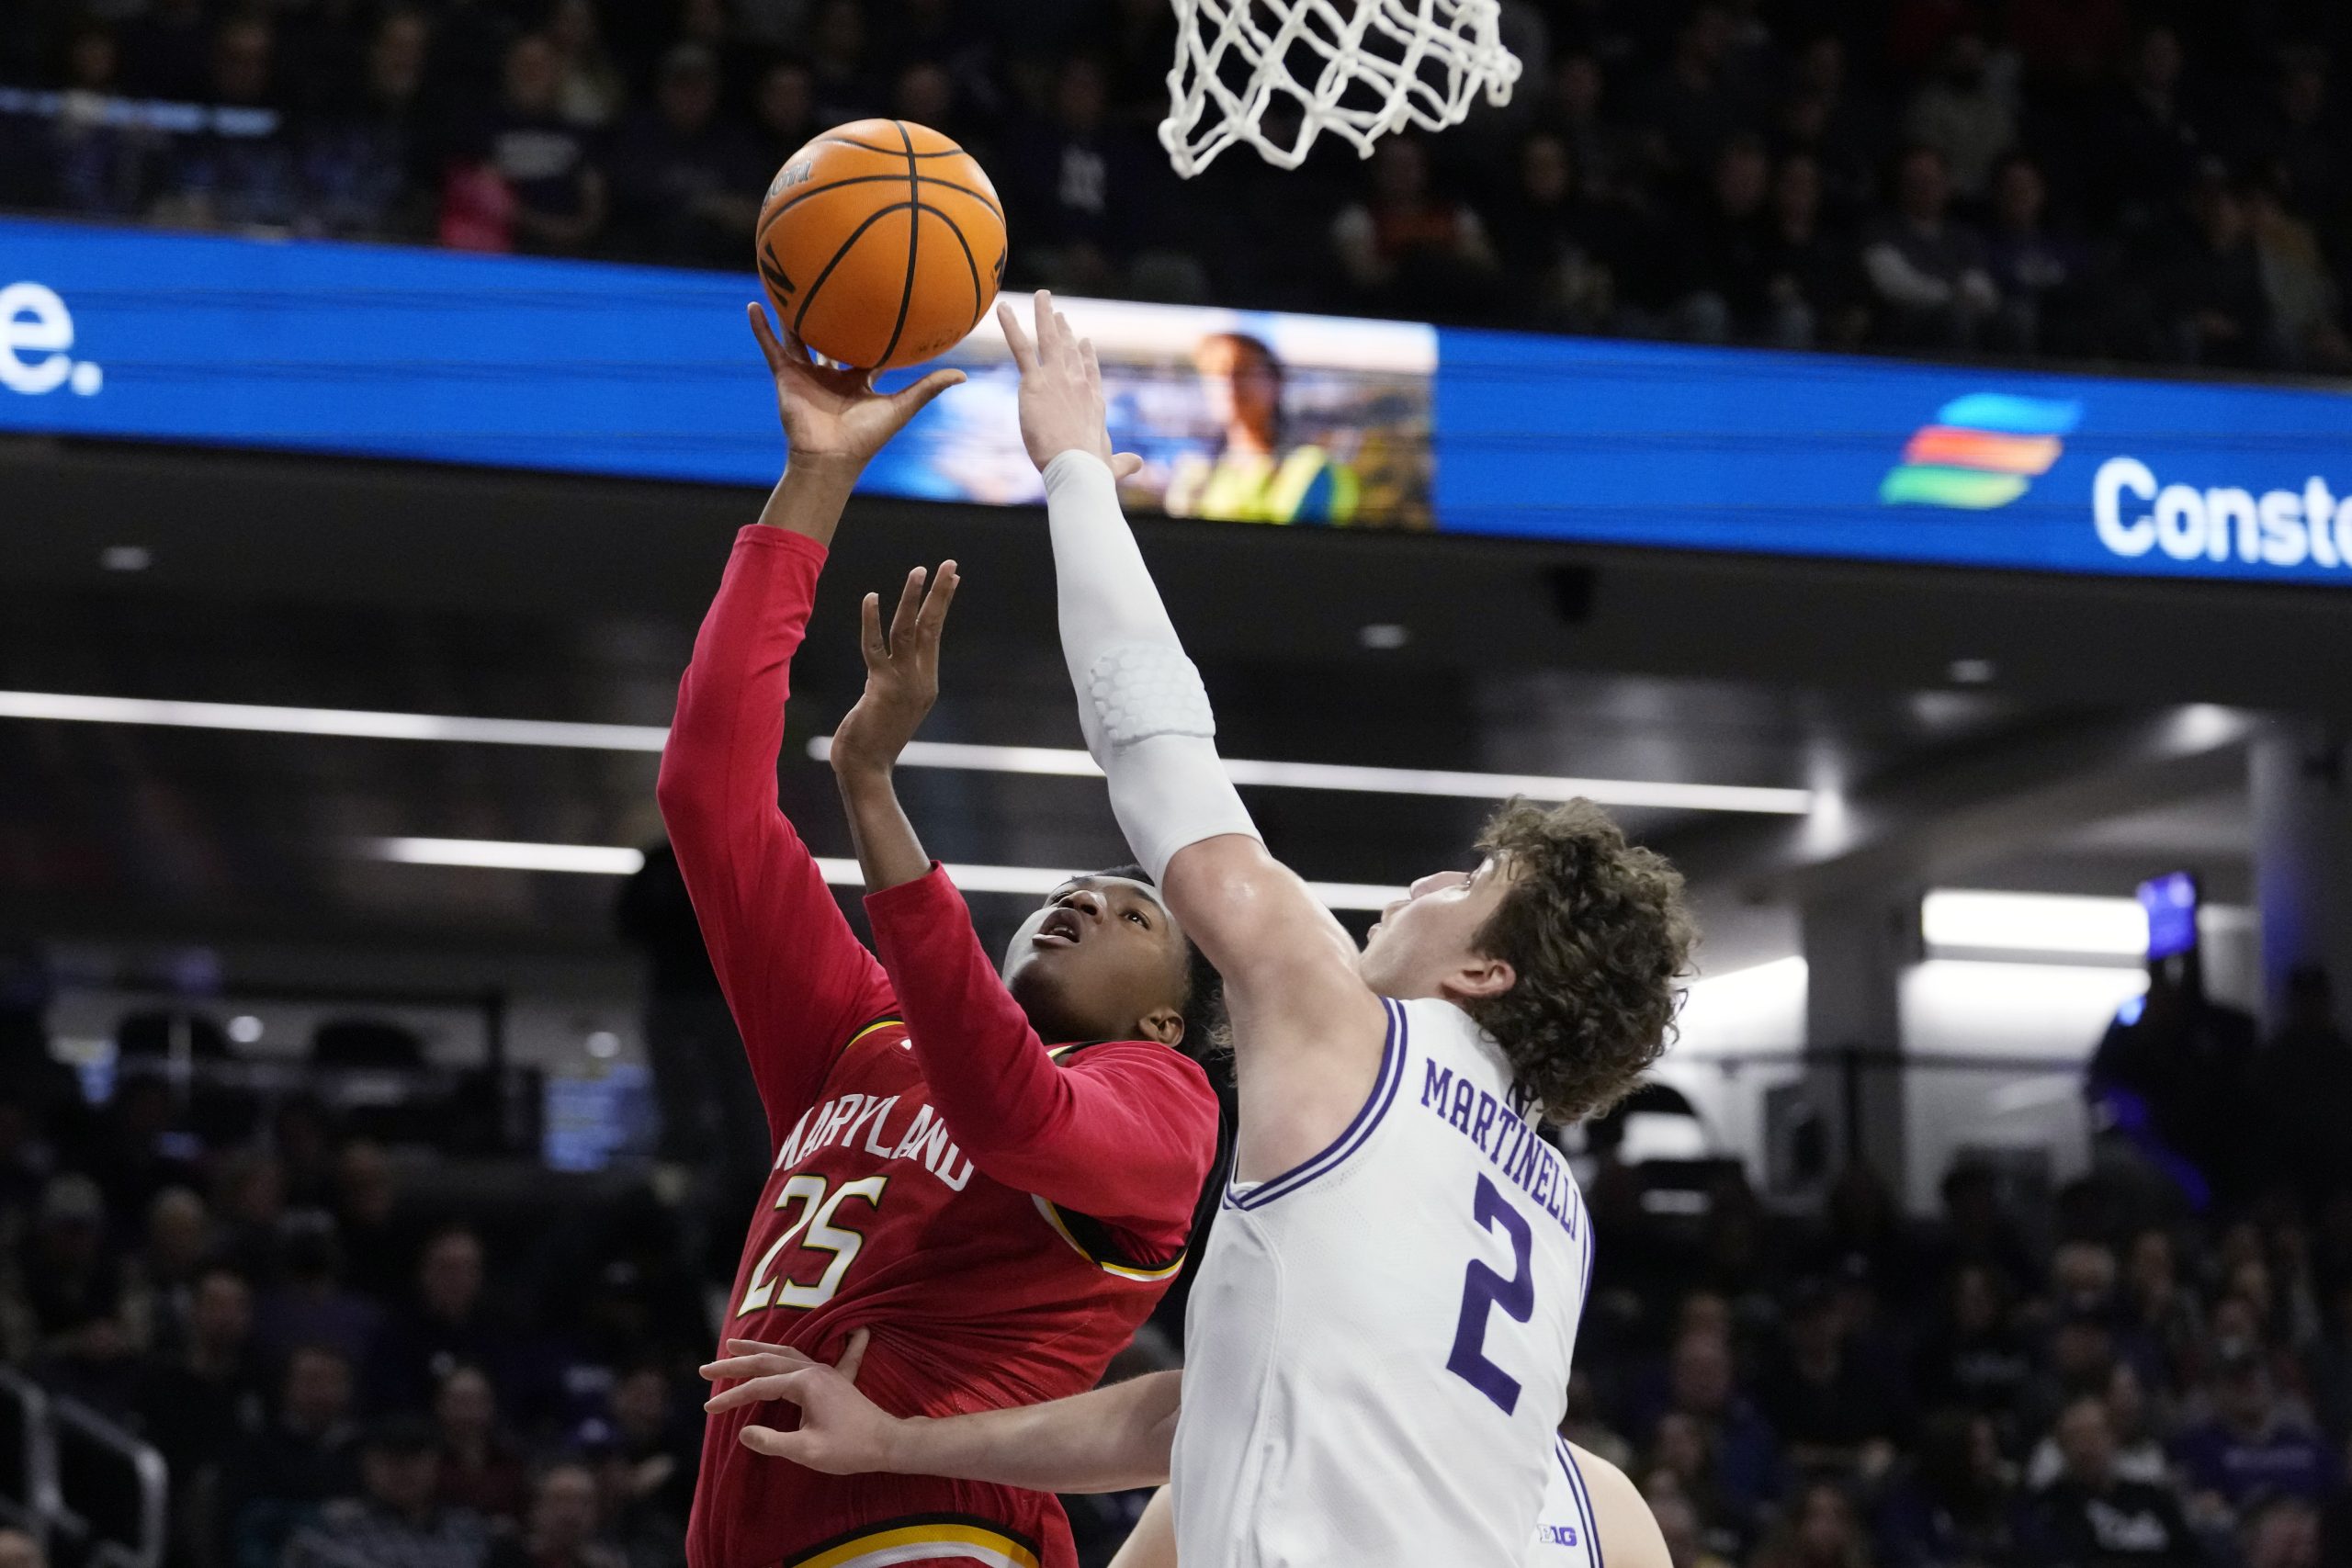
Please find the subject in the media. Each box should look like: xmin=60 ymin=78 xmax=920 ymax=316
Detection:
xmin=1355 ymin=857 xmax=1516 ymax=1003
xmin=1001 ymin=876 xmax=1191 ymax=1047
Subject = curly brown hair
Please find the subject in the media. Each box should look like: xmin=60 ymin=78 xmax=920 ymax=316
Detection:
xmin=1463 ymin=798 xmax=1696 ymax=1123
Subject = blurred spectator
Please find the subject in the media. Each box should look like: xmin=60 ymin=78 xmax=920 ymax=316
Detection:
xmin=368 ymin=1224 xmax=525 ymax=1416
xmin=2088 ymin=952 xmax=2261 ymax=1210
xmin=2024 ymin=1396 xmax=2199 ymax=1567
xmin=588 ymin=1362 xmax=696 ymax=1539
xmin=605 ymin=42 xmax=759 ymax=266
xmin=1981 ymin=153 xmax=2091 ymax=355
xmin=1006 ymin=56 xmax=1152 ymax=297
xmin=547 ymin=0 xmax=626 ymax=129
xmin=806 ymin=0 xmax=879 ymax=125
xmin=2260 ymin=969 xmax=2352 ymax=1202
xmin=2120 ymin=1228 xmax=2204 ymax=1395
xmin=1669 ymin=133 xmax=1780 ymax=344
xmin=297 ymin=6 xmax=437 ymax=241
xmin=437 ymin=1363 xmax=529 ymax=1524
xmin=1874 ymin=1408 xmax=2021 ymax=1568
xmin=1860 ymin=146 xmax=1998 ymax=350
xmin=2028 ymin=1363 xmax=2169 ymax=1489
xmin=1913 ymin=1264 xmax=2032 ymax=1429
xmin=1535 ymin=52 xmax=1638 ymax=202
xmin=123 ymin=1184 xmax=213 ymax=1352
xmin=1330 ymin=137 xmax=1498 ymax=317
xmin=212 ymin=1149 xmax=289 ymax=1285
xmin=255 ymin=1210 xmax=382 ymax=1371
xmin=152 ymin=17 xmax=303 ymax=231
xmin=1488 ymin=131 xmax=1617 ymax=332
xmin=0 ymin=1530 xmax=42 ymax=1568
xmin=1634 ymin=4 xmax=1746 ymax=194
xmin=135 ymin=1266 xmax=266 ymax=1559
xmin=287 ymin=1415 xmax=492 ymax=1568
xmin=1904 ymin=33 xmax=2016 ymax=199
xmin=119 ymin=0 xmax=212 ymax=102
xmin=1650 ymin=1327 xmax=1781 ymax=1522
xmin=2244 ymin=1495 xmax=2324 ymax=1568
xmin=1759 ymin=1281 xmax=1908 ymax=1477
xmin=2172 ymin=1348 xmax=2334 ymax=1518
xmin=447 ymin=33 xmax=606 ymax=255
xmin=334 ymin=1139 xmax=418 ymax=1302
xmin=1753 ymin=1478 xmax=1875 ymax=1568
xmin=752 ymin=59 xmax=821 ymax=168
xmin=220 ymin=1342 xmax=363 ymax=1568
xmin=488 ymin=1463 xmax=627 ymax=1568
xmin=1762 ymin=152 xmax=1867 ymax=346
xmin=2152 ymin=171 xmax=2278 ymax=369
xmin=21 ymin=1173 xmax=124 ymax=1345
xmin=2088 ymin=26 xmax=2205 ymax=229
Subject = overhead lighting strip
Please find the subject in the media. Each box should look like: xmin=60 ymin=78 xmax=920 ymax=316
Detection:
xmin=0 ymin=689 xmax=1810 ymax=815
xmin=364 ymin=838 xmax=1407 ymax=910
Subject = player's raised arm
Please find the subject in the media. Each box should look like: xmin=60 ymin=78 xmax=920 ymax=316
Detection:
xmin=655 ymin=306 xmax=962 ymax=1136
xmin=1001 ymin=291 xmax=1389 ymax=1181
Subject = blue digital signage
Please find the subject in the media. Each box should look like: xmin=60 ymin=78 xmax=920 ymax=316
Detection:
xmin=5 ymin=216 xmax=2348 ymax=586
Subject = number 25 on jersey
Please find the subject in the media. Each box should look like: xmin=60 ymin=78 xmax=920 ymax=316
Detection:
xmin=739 ymin=1175 xmax=889 ymax=1315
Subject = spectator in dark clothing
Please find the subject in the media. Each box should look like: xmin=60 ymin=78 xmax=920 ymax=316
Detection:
xmin=1487 ymin=130 xmax=1617 ymax=331
xmin=2087 ymin=953 xmax=2261 ymax=1209
xmin=1775 ymin=35 xmax=1890 ymax=219
xmin=2153 ymin=171 xmax=2278 ymax=369
xmin=220 ymin=1342 xmax=362 ymax=1568
xmin=2233 ymin=51 xmax=2340 ymax=220
xmin=334 ymin=1140 xmax=419 ymax=1304
xmin=300 ymin=9 xmax=437 ymax=243
xmin=43 ymin=23 xmax=154 ymax=219
xmin=1634 ymin=4 xmax=1747 ymax=195
xmin=135 ymin=1267 xmax=266 ymax=1564
xmin=1649 ymin=1327 xmax=1784 ymax=1524
xmin=1874 ymin=1409 xmax=2023 ymax=1568
xmin=1760 ymin=1281 xmax=1908 ymax=1476
xmin=1752 ymin=1478 xmax=1877 ymax=1568
xmin=435 ymin=1363 xmax=528 ymax=1525
xmin=255 ymin=1210 xmax=382 ymax=1371
xmin=150 ymin=16 xmax=303 ymax=231
xmin=486 ymin=1463 xmax=627 ymax=1568
xmin=1915 ymin=1265 xmax=2034 ymax=1429
xmin=605 ymin=42 xmax=758 ymax=266
xmin=2026 ymin=1396 xmax=2199 ymax=1568
xmin=21 ymin=1174 xmax=125 ymax=1343
xmin=450 ymin=32 xmax=605 ymax=255
xmin=1767 ymin=152 xmax=1867 ymax=348
xmin=1860 ymin=145 xmax=1998 ymax=350
xmin=2120 ymin=1228 xmax=2205 ymax=1397
xmin=1007 ymin=56 xmax=1154 ymax=296
xmin=2172 ymin=1350 xmax=2335 ymax=1518
xmin=752 ymin=59 xmax=820 ymax=170
xmin=2242 ymin=1495 xmax=2324 ymax=1568
xmin=285 ymin=1416 xmax=492 ymax=1568
xmin=1330 ymin=135 xmax=1499 ymax=318
xmin=1929 ymin=1165 xmax=2043 ymax=1307
xmin=579 ymin=1362 xmax=696 ymax=1541
xmin=1905 ymin=32 xmax=2016 ymax=200
xmin=368 ymin=1224 xmax=528 ymax=1419
xmin=2087 ymin=26 xmax=2205 ymax=229
xmin=126 ymin=1185 xmax=214 ymax=1354
xmin=806 ymin=0 xmax=881 ymax=125
xmin=1673 ymin=132 xmax=1780 ymax=343
xmin=1984 ymin=154 xmax=2091 ymax=355
xmin=1535 ymin=51 xmax=1641 ymax=202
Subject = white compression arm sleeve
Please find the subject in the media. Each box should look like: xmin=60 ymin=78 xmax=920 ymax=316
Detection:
xmin=1044 ymin=449 xmax=1261 ymax=882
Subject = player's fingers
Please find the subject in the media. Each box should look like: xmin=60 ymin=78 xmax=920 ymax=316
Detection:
xmin=738 ymin=1424 xmax=817 ymax=1461
xmin=702 ymin=1370 xmax=808 ymax=1413
xmin=833 ymin=1327 xmax=870 ymax=1383
xmin=1110 ymin=452 xmax=1144 ymax=481
xmin=1080 ymin=339 xmax=1103 ymax=398
xmin=891 ymin=367 xmax=965 ymax=419
xmin=917 ymin=561 xmax=959 ymax=642
xmin=887 ymin=567 xmax=928 ymax=652
xmin=1032 ymin=289 xmax=1057 ymax=357
xmin=997 ymin=301 xmax=1037 ymax=371
xmin=701 ymin=1348 xmax=817 ymax=1383
xmin=721 ymin=1338 xmax=800 ymax=1358
xmin=748 ymin=303 xmax=787 ymax=372
xmin=858 ymin=592 xmax=888 ymax=668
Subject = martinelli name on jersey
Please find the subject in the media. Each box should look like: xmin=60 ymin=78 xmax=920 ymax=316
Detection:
xmin=1418 ymin=1060 xmax=1582 ymax=1243
xmin=770 ymin=1085 xmax=976 ymax=1192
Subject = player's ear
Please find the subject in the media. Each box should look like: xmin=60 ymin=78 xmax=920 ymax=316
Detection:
xmin=1445 ymin=954 xmax=1514 ymax=1003
xmin=1139 ymin=1005 xmax=1186 ymax=1048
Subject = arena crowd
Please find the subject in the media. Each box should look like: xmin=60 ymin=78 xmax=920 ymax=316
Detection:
xmin=0 ymin=0 xmax=2346 ymax=370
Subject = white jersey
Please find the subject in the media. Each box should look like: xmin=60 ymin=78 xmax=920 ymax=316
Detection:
xmin=1171 ymin=996 xmax=1593 ymax=1567
xmin=1531 ymin=1439 xmax=1607 ymax=1568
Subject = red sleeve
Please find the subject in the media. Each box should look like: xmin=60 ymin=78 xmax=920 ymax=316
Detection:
xmin=656 ymin=525 xmax=897 ymax=1143
xmin=864 ymin=864 xmax=1219 ymax=1238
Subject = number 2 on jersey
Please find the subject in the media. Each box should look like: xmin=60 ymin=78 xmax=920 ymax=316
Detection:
xmin=738 ymin=1174 xmax=888 ymax=1315
xmin=1447 ymin=1173 xmax=1534 ymax=1414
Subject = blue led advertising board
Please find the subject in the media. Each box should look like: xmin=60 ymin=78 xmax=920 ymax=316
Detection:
xmin=5 ymin=217 xmax=2347 ymax=586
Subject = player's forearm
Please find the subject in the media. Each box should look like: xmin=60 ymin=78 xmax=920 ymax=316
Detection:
xmin=756 ymin=457 xmax=861 ymax=545
xmin=1042 ymin=452 xmax=1260 ymax=880
xmin=833 ymin=766 xmax=933 ymax=894
xmin=886 ymin=1370 xmax=1181 ymax=1494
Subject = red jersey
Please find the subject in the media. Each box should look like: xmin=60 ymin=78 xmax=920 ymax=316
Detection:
xmin=658 ymin=525 xmax=1220 ymax=1568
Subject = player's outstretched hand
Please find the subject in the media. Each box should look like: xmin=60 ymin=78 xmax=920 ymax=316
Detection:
xmin=700 ymin=1331 xmax=909 ymax=1474
xmin=751 ymin=302 xmax=964 ymax=473
xmin=829 ymin=560 xmax=958 ymax=780
xmin=997 ymin=290 xmax=1143 ymax=481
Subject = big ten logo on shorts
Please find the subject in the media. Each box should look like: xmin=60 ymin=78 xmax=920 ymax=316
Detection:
xmin=1 ymin=282 xmax=104 ymax=397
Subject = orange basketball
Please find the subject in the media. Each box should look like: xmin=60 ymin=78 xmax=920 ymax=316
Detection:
xmin=754 ymin=118 xmax=1007 ymax=371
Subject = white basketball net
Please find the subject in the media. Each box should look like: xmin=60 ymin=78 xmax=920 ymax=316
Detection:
xmin=1160 ymin=0 xmax=1522 ymax=176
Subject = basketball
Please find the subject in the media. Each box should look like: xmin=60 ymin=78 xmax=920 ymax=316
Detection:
xmin=753 ymin=119 xmax=1007 ymax=371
